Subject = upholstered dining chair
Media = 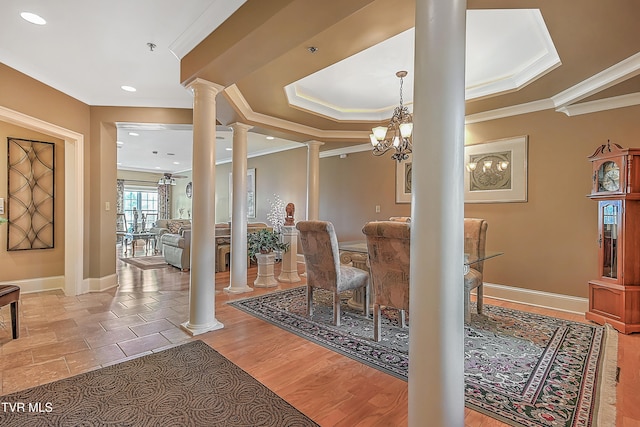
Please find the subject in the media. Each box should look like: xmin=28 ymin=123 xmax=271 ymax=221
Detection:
xmin=296 ymin=220 xmax=369 ymax=326
xmin=362 ymin=221 xmax=411 ymax=342
xmin=464 ymin=218 xmax=488 ymax=323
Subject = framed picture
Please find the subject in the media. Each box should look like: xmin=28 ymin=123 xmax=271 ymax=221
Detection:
xmin=395 ymin=154 xmax=412 ymax=203
xmin=464 ymin=135 xmax=528 ymax=203
xmin=229 ymin=168 xmax=256 ymax=218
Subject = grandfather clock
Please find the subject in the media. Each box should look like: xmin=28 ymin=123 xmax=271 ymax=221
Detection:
xmin=586 ymin=141 xmax=640 ymax=334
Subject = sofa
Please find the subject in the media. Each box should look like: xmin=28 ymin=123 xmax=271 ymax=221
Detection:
xmin=161 ymin=228 xmax=191 ymax=271
xmin=149 ymin=219 xmax=191 ymax=242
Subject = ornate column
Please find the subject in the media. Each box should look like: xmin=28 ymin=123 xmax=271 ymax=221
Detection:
xmin=277 ymin=225 xmax=301 ymax=283
xmin=305 ymin=140 xmax=324 ymax=220
xmin=181 ymin=78 xmax=224 ymax=336
xmin=409 ymin=1 xmax=466 ymax=425
xmin=225 ymin=122 xmax=254 ymax=294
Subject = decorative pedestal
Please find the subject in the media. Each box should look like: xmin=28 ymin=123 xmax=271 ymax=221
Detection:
xmin=254 ymin=253 xmax=278 ymax=288
xmin=278 ymin=226 xmax=301 ymax=283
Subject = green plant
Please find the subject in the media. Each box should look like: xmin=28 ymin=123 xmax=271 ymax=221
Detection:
xmin=247 ymin=228 xmax=289 ymax=260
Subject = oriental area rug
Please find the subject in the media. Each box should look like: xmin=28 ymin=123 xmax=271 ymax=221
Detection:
xmin=229 ymin=287 xmax=618 ymax=427
xmin=0 ymin=340 xmax=318 ymax=427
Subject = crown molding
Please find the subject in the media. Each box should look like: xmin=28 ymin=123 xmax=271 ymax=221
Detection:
xmin=465 ymin=99 xmax=554 ymax=124
xmin=552 ymin=52 xmax=640 ymax=108
xmin=224 ymin=85 xmax=370 ymax=141
xmin=557 ymin=92 xmax=640 ymax=116
xmin=169 ymin=0 xmax=247 ymax=60
xmin=319 ymin=143 xmax=372 ymax=158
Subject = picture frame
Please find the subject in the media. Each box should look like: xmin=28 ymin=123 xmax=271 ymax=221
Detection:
xmin=229 ymin=168 xmax=256 ymax=218
xmin=395 ymin=154 xmax=412 ymax=203
xmin=464 ymin=135 xmax=528 ymax=203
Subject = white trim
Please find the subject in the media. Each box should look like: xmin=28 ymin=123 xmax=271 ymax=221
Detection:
xmin=319 ymin=143 xmax=372 ymax=158
xmin=0 ymin=276 xmax=65 ymax=294
xmin=464 ymin=99 xmax=554 ymax=124
xmin=477 ymin=282 xmax=588 ymax=315
xmin=552 ymin=51 xmax=640 ymax=108
xmin=168 ymin=0 xmax=247 ymax=60
xmin=215 ymin=141 xmax=303 ymax=165
xmin=557 ymin=92 xmax=640 ymax=116
xmin=86 ymin=274 xmax=119 ymax=293
xmin=0 ymin=105 xmax=85 ymax=296
xmin=224 ymin=85 xmax=371 ymax=142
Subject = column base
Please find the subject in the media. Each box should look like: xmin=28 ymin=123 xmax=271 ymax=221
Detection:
xmin=180 ymin=319 xmax=224 ymax=336
xmin=277 ymin=271 xmax=301 ymax=283
xmin=224 ymin=284 xmax=254 ymax=294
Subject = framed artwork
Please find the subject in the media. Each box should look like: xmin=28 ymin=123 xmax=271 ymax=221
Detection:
xmin=464 ymin=135 xmax=528 ymax=203
xmin=7 ymin=137 xmax=55 ymax=250
xmin=229 ymin=168 xmax=256 ymax=218
xmin=395 ymin=154 xmax=412 ymax=203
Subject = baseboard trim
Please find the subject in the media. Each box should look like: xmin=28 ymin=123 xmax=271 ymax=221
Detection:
xmin=477 ymin=282 xmax=588 ymax=315
xmin=87 ymin=274 xmax=119 ymax=293
xmin=0 ymin=276 xmax=65 ymax=294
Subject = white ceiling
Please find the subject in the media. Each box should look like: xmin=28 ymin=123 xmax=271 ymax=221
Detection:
xmin=0 ymin=1 xmax=559 ymax=172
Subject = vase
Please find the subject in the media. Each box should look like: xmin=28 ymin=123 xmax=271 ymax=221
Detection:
xmin=254 ymin=253 xmax=278 ymax=287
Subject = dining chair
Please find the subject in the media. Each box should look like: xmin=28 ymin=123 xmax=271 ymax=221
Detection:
xmin=116 ymin=213 xmax=128 ymax=244
xmin=296 ymin=220 xmax=369 ymax=326
xmin=362 ymin=220 xmax=410 ymax=342
xmin=464 ymin=218 xmax=488 ymax=323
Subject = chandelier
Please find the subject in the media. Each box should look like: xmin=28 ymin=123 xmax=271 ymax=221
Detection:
xmin=370 ymin=71 xmax=413 ymax=162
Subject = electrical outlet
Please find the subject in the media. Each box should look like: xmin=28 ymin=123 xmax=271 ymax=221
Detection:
xmin=105 ymin=201 xmax=110 ymax=211
xmin=375 ymin=205 xmax=380 ymax=213
xmin=0 ymin=197 xmax=4 ymax=214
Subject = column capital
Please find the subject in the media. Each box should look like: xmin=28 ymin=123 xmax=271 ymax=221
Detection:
xmin=186 ymin=78 xmax=225 ymax=95
xmin=305 ymin=140 xmax=325 ymax=148
xmin=229 ymin=122 xmax=254 ymax=132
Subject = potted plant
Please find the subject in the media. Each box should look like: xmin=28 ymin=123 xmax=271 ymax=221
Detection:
xmin=248 ymin=229 xmax=290 ymax=287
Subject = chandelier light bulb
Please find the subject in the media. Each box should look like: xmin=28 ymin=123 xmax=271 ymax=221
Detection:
xmin=466 ymin=162 xmax=477 ymax=172
xmin=372 ymin=126 xmax=387 ymax=141
xmin=399 ymin=122 xmax=413 ymax=138
xmin=369 ymin=134 xmax=379 ymax=147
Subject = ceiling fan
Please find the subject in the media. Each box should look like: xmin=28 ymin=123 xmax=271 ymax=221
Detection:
xmin=158 ymin=173 xmax=187 ymax=185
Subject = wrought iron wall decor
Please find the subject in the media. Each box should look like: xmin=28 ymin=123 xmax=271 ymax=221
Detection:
xmin=7 ymin=137 xmax=55 ymax=250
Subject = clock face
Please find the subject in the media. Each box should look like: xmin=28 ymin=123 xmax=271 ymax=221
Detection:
xmin=598 ymin=161 xmax=620 ymax=192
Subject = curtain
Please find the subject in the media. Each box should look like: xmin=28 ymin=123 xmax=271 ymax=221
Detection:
xmin=158 ymin=184 xmax=171 ymax=219
xmin=116 ymin=179 xmax=125 ymax=214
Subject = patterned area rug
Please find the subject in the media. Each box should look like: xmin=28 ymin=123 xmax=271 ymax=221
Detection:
xmin=230 ymin=287 xmax=618 ymax=427
xmin=120 ymin=255 xmax=169 ymax=270
xmin=0 ymin=340 xmax=318 ymax=427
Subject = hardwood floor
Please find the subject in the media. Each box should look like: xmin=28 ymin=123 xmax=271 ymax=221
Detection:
xmin=1 ymin=251 xmax=638 ymax=426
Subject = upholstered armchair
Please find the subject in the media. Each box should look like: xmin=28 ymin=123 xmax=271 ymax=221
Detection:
xmin=296 ymin=220 xmax=369 ymax=326
xmin=464 ymin=218 xmax=488 ymax=323
xmin=362 ymin=221 xmax=410 ymax=342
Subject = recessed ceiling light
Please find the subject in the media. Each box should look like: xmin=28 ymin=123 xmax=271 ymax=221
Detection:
xmin=225 ymin=148 xmax=232 ymax=151
xmin=20 ymin=12 xmax=46 ymax=25
xmin=117 ymin=162 xmax=122 ymax=166
xmin=128 ymin=132 xmax=139 ymax=136
xmin=121 ymin=85 xmax=137 ymax=92
xmin=266 ymin=136 xmax=275 ymax=140
xmin=173 ymin=161 xmax=180 ymax=165
xmin=155 ymin=166 xmax=161 ymax=169
xmin=116 ymin=141 xmax=124 ymax=145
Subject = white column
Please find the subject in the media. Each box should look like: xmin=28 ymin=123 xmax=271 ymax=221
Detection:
xmin=181 ymin=78 xmax=224 ymax=336
xmin=225 ymin=122 xmax=254 ymax=294
xmin=409 ymin=1 xmax=466 ymax=426
xmin=278 ymin=226 xmax=301 ymax=283
xmin=305 ymin=140 xmax=323 ymax=220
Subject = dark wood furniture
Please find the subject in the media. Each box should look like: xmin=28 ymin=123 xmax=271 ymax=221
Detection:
xmin=586 ymin=142 xmax=640 ymax=334
xmin=0 ymin=285 xmax=20 ymax=339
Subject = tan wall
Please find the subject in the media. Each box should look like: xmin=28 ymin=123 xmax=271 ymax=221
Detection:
xmin=0 ymin=63 xmax=91 ymax=279
xmin=316 ymin=106 xmax=640 ymax=299
xmin=0 ymin=122 xmax=65 ymax=282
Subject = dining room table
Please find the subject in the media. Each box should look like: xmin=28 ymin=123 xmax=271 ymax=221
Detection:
xmin=337 ymin=240 xmax=503 ymax=311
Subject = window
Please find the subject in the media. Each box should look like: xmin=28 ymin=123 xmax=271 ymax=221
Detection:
xmin=123 ymin=188 xmax=158 ymax=231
